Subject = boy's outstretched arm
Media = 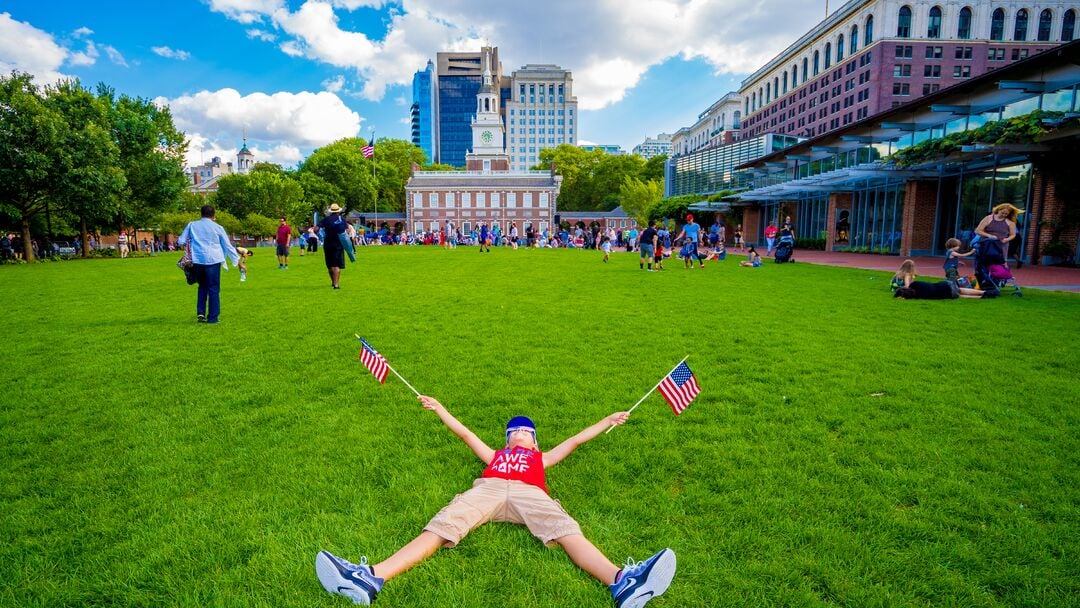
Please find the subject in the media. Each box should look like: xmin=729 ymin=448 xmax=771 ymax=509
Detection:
xmin=418 ymin=395 xmax=496 ymax=464
xmin=543 ymin=411 xmax=630 ymax=468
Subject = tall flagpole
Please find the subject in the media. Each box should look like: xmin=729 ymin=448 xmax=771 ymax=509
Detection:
xmin=371 ymin=128 xmax=377 ymax=233
xmin=605 ymin=355 xmax=690 ymax=434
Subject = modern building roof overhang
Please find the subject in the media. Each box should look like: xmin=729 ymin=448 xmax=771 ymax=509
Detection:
xmin=737 ymin=40 xmax=1080 ymax=173
xmin=732 ymin=40 xmax=1080 ymax=201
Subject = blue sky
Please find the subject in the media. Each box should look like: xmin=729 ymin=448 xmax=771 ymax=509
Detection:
xmin=0 ymin=0 xmax=829 ymax=167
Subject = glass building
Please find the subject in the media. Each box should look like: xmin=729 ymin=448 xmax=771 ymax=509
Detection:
xmin=665 ymin=134 xmax=802 ymax=197
xmin=410 ymin=61 xmax=435 ymax=164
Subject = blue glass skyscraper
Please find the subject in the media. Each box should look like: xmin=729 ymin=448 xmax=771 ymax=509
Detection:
xmin=410 ymin=61 xmax=435 ymax=164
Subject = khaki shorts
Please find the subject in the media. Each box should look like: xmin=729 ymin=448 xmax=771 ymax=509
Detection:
xmin=425 ymin=478 xmax=582 ymax=547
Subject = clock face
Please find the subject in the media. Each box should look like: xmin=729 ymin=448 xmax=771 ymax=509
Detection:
xmin=481 ymin=130 xmax=494 ymax=143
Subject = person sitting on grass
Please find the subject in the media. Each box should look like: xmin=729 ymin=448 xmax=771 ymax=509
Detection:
xmin=316 ymin=394 xmax=677 ymax=607
xmin=891 ymin=259 xmax=992 ymax=299
xmin=706 ymin=242 xmax=726 ymax=261
xmin=739 ymin=246 xmax=762 ymax=267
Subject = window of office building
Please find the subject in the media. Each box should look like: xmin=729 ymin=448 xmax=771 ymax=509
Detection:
xmin=897 ymin=5 xmax=912 ymax=38
xmin=825 ymin=43 xmax=832 ymax=68
xmin=928 ymin=6 xmax=942 ymax=38
xmin=894 ymin=64 xmax=911 ymax=77
xmin=865 ymin=15 xmax=874 ymax=45
xmin=926 ymin=45 xmax=943 ymax=59
xmin=955 ymin=46 xmax=973 ymax=59
xmin=1065 ymin=10 xmax=1077 ymax=41
xmin=837 ymin=35 xmax=845 ymax=61
xmin=991 ymin=8 xmax=1005 ymax=40
xmin=1038 ymin=9 xmax=1053 ymax=41
xmin=802 ymin=58 xmax=809 ymax=83
xmin=953 ymin=65 xmax=972 ymax=78
xmin=813 ymin=51 xmax=820 ymax=76
xmin=893 ymin=83 xmax=910 ymax=96
xmin=1014 ymin=9 xmax=1029 ymax=41
xmin=850 ymin=25 xmax=858 ymax=54
xmin=924 ymin=65 xmax=941 ymax=78
xmin=428 ymin=192 xmax=438 ymax=207
xmin=958 ymin=6 xmax=972 ymax=39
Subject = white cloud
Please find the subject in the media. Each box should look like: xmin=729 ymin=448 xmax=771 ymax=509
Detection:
xmin=207 ymin=0 xmax=284 ymax=24
xmin=152 ymin=46 xmax=191 ymax=60
xmin=72 ymin=26 xmax=94 ymax=38
xmin=398 ymin=116 xmax=410 ymax=125
xmin=394 ymin=95 xmax=406 ymax=106
xmin=321 ymin=75 xmax=346 ymax=92
xmin=103 ymin=45 xmax=128 ymax=67
xmin=158 ymin=87 xmax=363 ymax=166
xmin=68 ymin=41 xmax=99 ymax=67
xmin=206 ymin=0 xmax=827 ymax=109
xmin=246 ymin=28 xmax=277 ymax=42
xmin=0 ymin=12 xmax=71 ymax=83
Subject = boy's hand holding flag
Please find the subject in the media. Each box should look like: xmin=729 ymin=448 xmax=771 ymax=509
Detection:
xmin=606 ymin=356 xmax=701 ymax=433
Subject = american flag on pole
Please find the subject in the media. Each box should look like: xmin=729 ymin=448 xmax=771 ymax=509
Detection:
xmin=361 ymin=137 xmax=374 ymax=159
xmin=657 ymin=361 xmax=700 ymax=414
xmin=358 ymin=337 xmax=388 ymax=383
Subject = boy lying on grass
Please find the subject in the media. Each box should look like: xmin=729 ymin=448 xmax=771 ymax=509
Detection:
xmin=316 ymin=394 xmax=676 ymax=607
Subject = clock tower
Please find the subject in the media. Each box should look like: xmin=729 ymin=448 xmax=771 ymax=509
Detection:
xmin=466 ymin=46 xmax=509 ymax=171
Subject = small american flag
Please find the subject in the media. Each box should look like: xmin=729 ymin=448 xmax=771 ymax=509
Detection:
xmin=361 ymin=137 xmax=374 ymax=159
xmin=358 ymin=337 xmax=388 ymax=383
xmin=657 ymin=361 xmax=700 ymax=414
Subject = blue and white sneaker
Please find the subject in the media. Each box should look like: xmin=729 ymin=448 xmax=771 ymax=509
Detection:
xmin=609 ymin=548 xmax=677 ymax=608
xmin=315 ymin=550 xmax=384 ymax=605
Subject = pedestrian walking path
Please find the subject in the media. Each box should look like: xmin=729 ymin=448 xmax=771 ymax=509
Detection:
xmin=777 ymin=250 xmax=1080 ymax=293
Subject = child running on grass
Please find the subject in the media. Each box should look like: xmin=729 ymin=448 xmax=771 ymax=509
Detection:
xmin=316 ymin=395 xmax=677 ymax=607
xmin=653 ymin=242 xmax=664 ymax=270
xmin=601 ymin=235 xmax=612 ymax=263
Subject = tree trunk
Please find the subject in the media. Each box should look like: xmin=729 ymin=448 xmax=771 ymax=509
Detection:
xmin=80 ymin=216 xmax=90 ymax=258
xmin=20 ymin=216 xmax=34 ymax=263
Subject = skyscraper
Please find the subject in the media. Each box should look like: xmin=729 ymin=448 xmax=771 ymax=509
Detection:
xmin=432 ymin=47 xmax=506 ymax=167
xmin=410 ymin=60 xmax=436 ymax=165
xmin=505 ymin=64 xmax=578 ymax=172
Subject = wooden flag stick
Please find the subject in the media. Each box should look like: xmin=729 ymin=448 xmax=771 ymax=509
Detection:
xmin=356 ymin=334 xmax=421 ymax=396
xmin=606 ymin=355 xmax=690 ymax=434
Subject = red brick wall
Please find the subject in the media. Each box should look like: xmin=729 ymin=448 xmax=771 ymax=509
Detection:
xmin=826 ymin=193 xmax=853 ymax=251
xmin=1028 ymin=170 xmax=1080 ymax=263
xmin=900 ymin=180 xmax=937 ymax=256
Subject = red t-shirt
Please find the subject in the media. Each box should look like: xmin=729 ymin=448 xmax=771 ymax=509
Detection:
xmin=276 ymin=225 xmax=292 ymax=246
xmin=764 ymin=226 xmax=778 ymax=239
xmin=481 ymin=447 xmax=547 ymax=494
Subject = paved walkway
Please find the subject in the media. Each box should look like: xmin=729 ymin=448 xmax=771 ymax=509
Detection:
xmin=755 ymin=249 xmax=1080 ymax=293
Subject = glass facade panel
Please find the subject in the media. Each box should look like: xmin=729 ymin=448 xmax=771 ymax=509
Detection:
xmin=438 ymin=75 xmax=482 ymax=167
xmin=669 ymin=135 xmax=800 ymax=196
xmin=847 ymin=183 xmax=905 ymax=253
xmin=796 ymin=195 xmax=829 ymax=243
xmin=1042 ymin=87 xmax=1077 ymax=112
xmin=937 ymin=164 xmax=1031 ymax=256
xmin=1001 ymin=95 xmax=1039 ymax=119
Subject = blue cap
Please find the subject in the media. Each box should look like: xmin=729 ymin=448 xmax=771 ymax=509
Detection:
xmin=506 ymin=416 xmax=536 ymax=445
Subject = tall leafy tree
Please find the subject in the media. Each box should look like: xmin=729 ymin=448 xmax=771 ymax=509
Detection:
xmin=298 ymin=139 xmax=376 ymax=214
xmin=619 ymin=176 xmax=664 ymax=224
xmin=0 ymin=73 xmax=66 ymax=260
xmin=97 ymin=85 xmax=188 ymax=232
xmin=641 ymin=154 xmax=668 ymax=182
xmin=45 ymin=80 xmax=127 ymax=256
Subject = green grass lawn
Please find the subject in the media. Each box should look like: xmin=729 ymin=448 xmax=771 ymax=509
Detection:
xmin=2 ymin=246 xmax=1079 ymax=608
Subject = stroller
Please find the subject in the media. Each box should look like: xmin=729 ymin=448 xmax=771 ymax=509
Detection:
xmin=774 ymin=234 xmax=795 ymax=263
xmin=973 ymin=239 xmax=1022 ymax=297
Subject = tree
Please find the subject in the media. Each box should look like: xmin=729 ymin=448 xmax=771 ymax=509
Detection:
xmin=0 ymin=72 xmax=66 ymax=261
xmin=45 ymin=80 xmax=126 ymax=257
xmin=619 ymin=177 xmax=664 ymax=224
xmin=641 ymin=154 xmax=668 ymax=182
xmin=298 ymin=139 xmax=376 ymax=215
xmin=371 ymin=138 xmax=426 ymax=211
xmin=592 ymin=154 xmax=646 ymax=211
xmin=97 ymin=85 xmax=188 ymax=232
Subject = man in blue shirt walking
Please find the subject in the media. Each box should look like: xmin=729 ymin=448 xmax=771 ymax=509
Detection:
xmin=178 ymin=205 xmax=240 ymax=324
xmin=675 ymin=213 xmax=705 ymax=269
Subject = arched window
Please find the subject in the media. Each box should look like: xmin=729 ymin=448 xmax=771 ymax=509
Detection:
xmin=850 ymin=25 xmax=858 ymax=54
xmin=813 ymin=50 xmax=820 ymax=76
xmin=928 ymin=6 xmax=942 ymax=39
xmin=1038 ymin=9 xmax=1053 ymax=41
xmin=782 ymin=72 xmax=788 ymax=95
xmin=958 ymin=6 xmax=973 ymax=39
xmin=791 ymin=64 xmax=797 ymax=89
xmin=759 ymin=87 xmax=764 ymax=108
xmin=991 ymin=8 xmax=1005 ymax=40
xmin=837 ymin=35 xmax=845 ymax=61
xmin=774 ymin=77 xmax=779 ymax=99
xmin=802 ymin=57 xmax=809 ymax=83
xmin=897 ymin=6 xmax=912 ymax=38
xmin=824 ymin=42 xmax=832 ymax=68
xmin=745 ymin=96 xmax=751 ymax=114
xmin=766 ymin=83 xmax=771 ymax=104
xmin=865 ymin=15 xmax=874 ymax=45
xmin=750 ymin=92 xmax=756 ymax=112
xmin=733 ymin=111 xmax=741 ymax=129
xmin=1065 ymin=10 xmax=1077 ymax=41
xmin=1014 ymin=9 xmax=1029 ymax=41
